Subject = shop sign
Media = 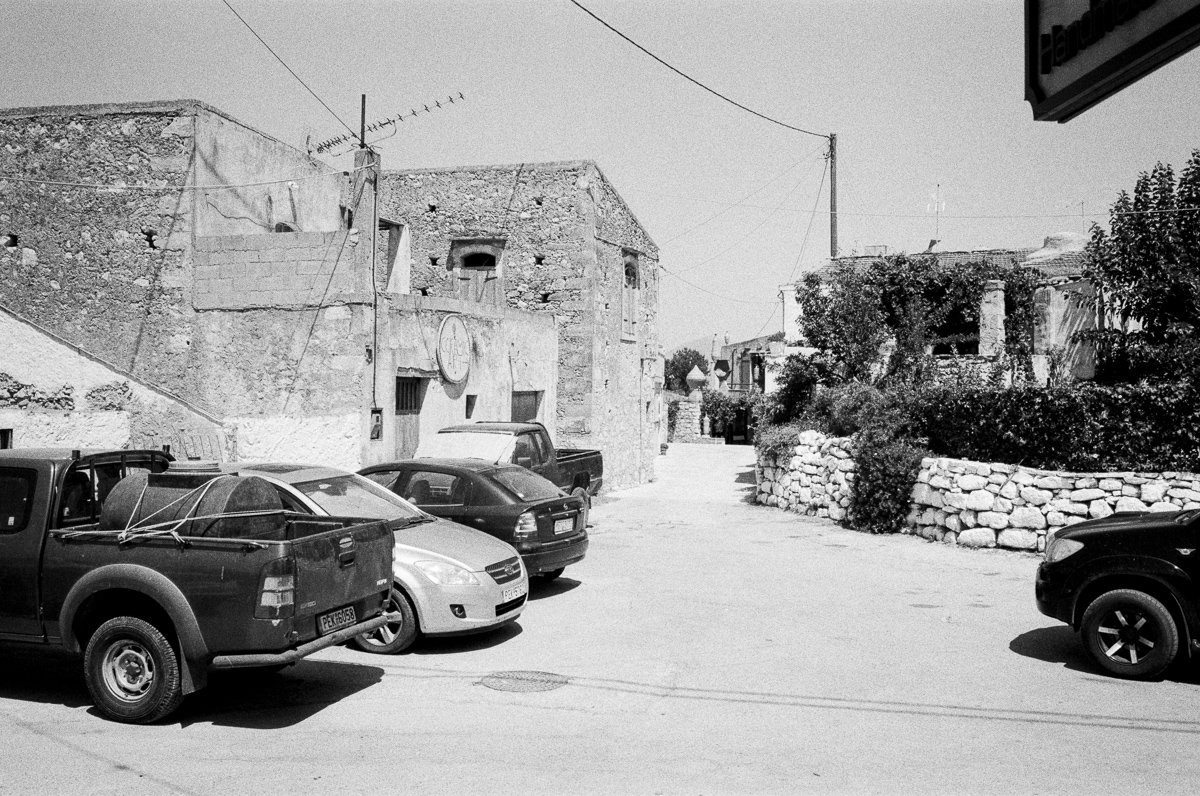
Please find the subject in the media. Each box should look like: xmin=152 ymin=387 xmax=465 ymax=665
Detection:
xmin=436 ymin=314 xmax=471 ymax=384
xmin=1026 ymin=0 xmax=1200 ymax=121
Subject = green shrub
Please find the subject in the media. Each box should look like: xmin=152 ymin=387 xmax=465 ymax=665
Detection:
xmin=807 ymin=382 xmax=886 ymax=436
xmin=754 ymin=422 xmax=806 ymax=460
xmin=910 ymin=381 xmax=1200 ymax=471
xmin=850 ymin=431 xmax=928 ymax=534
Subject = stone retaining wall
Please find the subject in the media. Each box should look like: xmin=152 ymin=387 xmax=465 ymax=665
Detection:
xmin=756 ymin=430 xmax=1200 ymax=552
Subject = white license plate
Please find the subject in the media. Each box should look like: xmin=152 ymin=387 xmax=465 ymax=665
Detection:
xmin=554 ymin=517 xmax=574 ymax=534
xmin=317 ymin=606 xmax=356 ymax=635
xmin=502 ymin=583 xmax=527 ymax=602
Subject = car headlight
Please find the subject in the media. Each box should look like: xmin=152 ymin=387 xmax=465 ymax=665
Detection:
xmin=1045 ymin=537 xmax=1084 ymax=563
xmin=414 ymin=560 xmax=480 ymax=585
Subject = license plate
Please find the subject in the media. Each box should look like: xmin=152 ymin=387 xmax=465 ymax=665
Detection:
xmin=317 ymin=606 xmax=356 ymax=635
xmin=502 ymin=583 xmax=527 ymax=602
xmin=554 ymin=517 xmax=574 ymax=535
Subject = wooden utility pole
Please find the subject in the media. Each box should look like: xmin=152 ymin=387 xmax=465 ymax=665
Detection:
xmin=829 ymin=133 xmax=838 ymax=259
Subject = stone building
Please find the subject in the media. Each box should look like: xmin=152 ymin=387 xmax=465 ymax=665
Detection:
xmin=376 ymin=162 xmax=662 ymax=489
xmin=0 ymin=100 xmax=556 ymax=470
xmin=804 ymin=234 xmax=1096 ymax=382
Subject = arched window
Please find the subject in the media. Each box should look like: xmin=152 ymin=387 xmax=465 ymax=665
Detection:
xmin=622 ymin=251 xmax=640 ymax=339
xmin=449 ymin=238 xmax=505 ymax=304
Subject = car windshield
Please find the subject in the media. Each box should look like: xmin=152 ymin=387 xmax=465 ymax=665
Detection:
xmin=490 ymin=468 xmax=564 ymax=501
xmin=292 ymin=474 xmax=424 ymax=521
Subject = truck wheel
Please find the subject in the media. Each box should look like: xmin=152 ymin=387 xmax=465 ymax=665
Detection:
xmin=84 ymin=616 xmax=184 ymax=724
xmin=1080 ymin=589 xmax=1179 ymax=679
xmin=571 ymin=487 xmax=591 ymax=529
xmin=350 ymin=587 xmax=419 ymax=655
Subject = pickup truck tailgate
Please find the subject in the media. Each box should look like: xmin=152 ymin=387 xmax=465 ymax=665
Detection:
xmin=291 ymin=519 xmax=393 ymax=641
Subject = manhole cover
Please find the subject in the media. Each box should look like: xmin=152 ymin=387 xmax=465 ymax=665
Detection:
xmin=480 ymin=670 xmax=569 ymax=692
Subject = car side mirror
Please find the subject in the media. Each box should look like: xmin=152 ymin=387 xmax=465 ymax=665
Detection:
xmin=516 ymin=456 xmax=533 ymax=467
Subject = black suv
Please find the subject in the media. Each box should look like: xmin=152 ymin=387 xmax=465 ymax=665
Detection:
xmin=1036 ymin=508 xmax=1200 ymax=679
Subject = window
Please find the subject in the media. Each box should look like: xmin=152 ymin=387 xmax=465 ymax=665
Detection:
xmin=622 ymin=251 xmax=640 ymax=339
xmin=449 ymin=238 xmax=506 ymax=304
xmin=0 ymin=429 xmax=11 ymax=449
xmin=465 ymin=394 xmax=477 ymax=419
xmin=0 ymin=468 xmax=36 ymax=534
xmin=511 ymin=390 xmax=542 ymax=423
xmin=396 ymin=377 xmax=426 ymax=414
xmin=401 ymin=471 xmax=471 ymax=506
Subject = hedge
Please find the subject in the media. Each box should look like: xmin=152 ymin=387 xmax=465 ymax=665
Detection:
xmin=908 ymin=382 xmax=1200 ymax=472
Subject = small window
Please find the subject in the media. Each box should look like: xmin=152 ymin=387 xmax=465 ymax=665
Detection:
xmin=396 ymin=377 xmax=426 ymax=414
xmin=0 ymin=429 xmax=12 ymax=449
xmin=465 ymin=394 xmax=477 ymax=419
xmin=449 ymin=238 xmax=506 ymax=304
xmin=0 ymin=467 xmax=36 ymax=534
xmin=622 ymin=251 xmax=640 ymax=339
xmin=511 ymin=390 xmax=542 ymax=423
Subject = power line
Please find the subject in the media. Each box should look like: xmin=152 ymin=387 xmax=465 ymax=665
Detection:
xmin=752 ymin=300 xmax=780 ymax=339
xmin=660 ymin=266 xmax=769 ymax=305
xmin=220 ymin=0 xmax=356 ymax=138
xmin=785 ymin=159 xmax=829 ymax=284
xmin=674 ymin=161 xmax=819 ymax=275
xmin=661 ymin=144 xmax=827 ymax=245
xmin=566 ymin=0 xmax=827 ymax=140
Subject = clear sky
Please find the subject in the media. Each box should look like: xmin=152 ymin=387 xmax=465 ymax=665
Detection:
xmin=2 ymin=0 xmax=1199 ymax=353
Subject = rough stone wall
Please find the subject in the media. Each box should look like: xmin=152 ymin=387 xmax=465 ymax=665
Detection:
xmin=0 ymin=103 xmax=197 ymax=395
xmin=0 ymin=305 xmax=225 ymax=454
xmin=378 ymin=161 xmax=660 ymax=489
xmin=193 ymin=230 xmax=363 ymax=309
xmin=755 ymin=432 xmax=856 ymax=520
xmin=756 ymin=430 xmax=1200 ymax=553
xmin=197 ymin=303 xmax=370 ymax=470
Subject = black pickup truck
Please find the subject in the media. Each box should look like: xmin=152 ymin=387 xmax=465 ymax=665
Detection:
xmin=0 ymin=448 xmax=394 ymax=723
xmin=416 ymin=421 xmax=604 ymax=504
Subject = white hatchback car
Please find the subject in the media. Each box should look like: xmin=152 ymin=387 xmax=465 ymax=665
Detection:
xmin=225 ymin=463 xmax=529 ymax=654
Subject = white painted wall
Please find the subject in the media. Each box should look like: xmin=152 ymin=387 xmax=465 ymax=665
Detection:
xmin=228 ymin=413 xmax=361 ymax=472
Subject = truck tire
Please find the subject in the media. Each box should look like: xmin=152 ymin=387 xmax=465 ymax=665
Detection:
xmin=1080 ymin=589 xmax=1179 ymax=679
xmin=84 ymin=616 xmax=185 ymax=724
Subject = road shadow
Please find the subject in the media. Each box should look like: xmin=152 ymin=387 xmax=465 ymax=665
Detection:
xmin=734 ymin=468 xmax=757 ymax=484
xmin=529 ymin=576 xmax=581 ymax=600
xmin=172 ymin=658 xmax=386 ymax=729
xmin=0 ymin=643 xmax=91 ymax=709
xmin=410 ymin=621 xmax=523 ymax=655
xmin=1009 ymin=625 xmax=1093 ymax=673
xmin=1009 ymin=625 xmax=1200 ymax=683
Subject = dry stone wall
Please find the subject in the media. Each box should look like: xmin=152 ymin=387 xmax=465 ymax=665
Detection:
xmin=756 ymin=429 xmax=1200 ymax=552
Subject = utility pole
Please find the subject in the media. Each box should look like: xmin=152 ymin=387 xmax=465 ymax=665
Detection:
xmin=360 ymin=94 xmax=367 ymax=149
xmin=829 ymin=133 xmax=838 ymax=259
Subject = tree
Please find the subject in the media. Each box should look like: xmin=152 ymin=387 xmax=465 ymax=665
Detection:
xmin=664 ymin=347 xmax=709 ymax=392
xmin=1081 ymin=149 xmax=1200 ymax=381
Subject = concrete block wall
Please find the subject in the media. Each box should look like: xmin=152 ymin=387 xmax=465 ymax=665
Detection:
xmin=193 ymin=231 xmax=361 ymax=309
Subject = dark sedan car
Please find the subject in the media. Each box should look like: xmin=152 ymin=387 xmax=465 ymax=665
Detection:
xmin=1036 ymin=508 xmax=1200 ymax=679
xmin=360 ymin=458 xmax=588 ymax=580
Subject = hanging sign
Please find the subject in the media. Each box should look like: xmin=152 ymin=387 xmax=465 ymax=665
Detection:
xmin=1026 ymin=0 xmax=1200 ymax=121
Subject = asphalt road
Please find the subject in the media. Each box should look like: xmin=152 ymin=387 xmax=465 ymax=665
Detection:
xmin=4 ymin=442 xmax=1200 ymax=794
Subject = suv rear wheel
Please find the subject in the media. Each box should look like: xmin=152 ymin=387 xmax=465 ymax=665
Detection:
xmin=1080 ymin=589 xmax=1179 ymax=679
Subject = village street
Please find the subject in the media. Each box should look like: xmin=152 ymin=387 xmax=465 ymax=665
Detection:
xmin=3 ymin=443 xmax=1200 ymax=794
